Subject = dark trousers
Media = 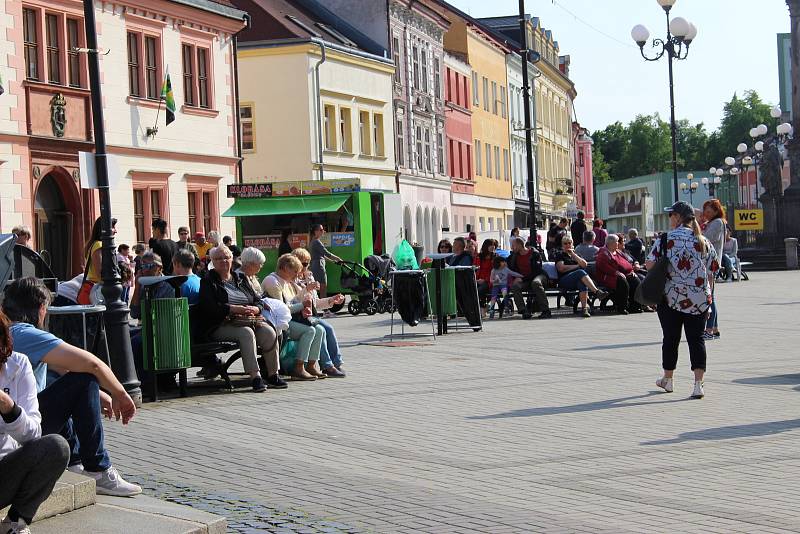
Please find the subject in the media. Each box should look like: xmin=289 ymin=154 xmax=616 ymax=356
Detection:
xmin=512 ymin=274 xmax=550 ymax=313
xmin=657 ymin=303 xmax=707 ymax=371
xmin=0 ymin=435 xmax=70 ymax=522
xmin=611 ymin=275 xmax=642 ymax=312
xmin=38 ymin=372 xmax=111 ymax=472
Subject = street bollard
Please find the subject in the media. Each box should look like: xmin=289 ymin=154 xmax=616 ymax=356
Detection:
xmin=786 ymin=238 xmax=799 ymax=269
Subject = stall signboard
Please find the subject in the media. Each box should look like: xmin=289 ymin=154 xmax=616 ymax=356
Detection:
xmin=290 ymin=233 xmax=309 ymax=249
xmin=272 ymin=181 xmax=303 ymax=197
xmin=244 ymin=235 xmax=281 ymax=249
xmin=302 ymin=178 xmax=360 ymax=195
xmin=330 ymin=232 xmax=356 ymax=247
xmin=734 ymin=209 xmax=764 ymax=231
xmin=227 ymin=183 xmax=272 ymax=198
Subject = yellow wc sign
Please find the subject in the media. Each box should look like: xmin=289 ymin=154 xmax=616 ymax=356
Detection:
xmin=734 ymin=209 xmax=764 ymax=231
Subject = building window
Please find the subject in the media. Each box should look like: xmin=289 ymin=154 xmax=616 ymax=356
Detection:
xmin=433 ymin=58 xmax=440 ymax=99
xmin=396 ymin=119 xmax=404 ymax=166
xmin=182 ymin=43 xmax=194 ymax=105
xmin=66 ymin=19 xmax=81 ymax=87
xmin=491 ymin=81 xmax=497 ymax=115
xmin=482 ymin=77 xmax=489 ymax=112
xmin=359 ymin=111 xmax=371 ymax=155
xmin=240 ymin=103 xmax=255 ymax=152
xmin=472 ymin=71 xmax=479 ymax=106
xmin=186 ymin=178 xmax=220 ymax=235
xmin=202 ymin=192 xmax=212 ymax=233
xmin=132 ymin=184 xmax=166 ymax=243
xmin=474 ymin=140 xmax=481 ymax=176
xmin=448 ymin=139 xmax=455 ymax=177
xmin=494 ymin=146 xmax=500 ymax=179
xmin=424 ymin=128 xmax=432 ymax=172
xmin=421 ymin=48 xmax=428 ymax=93
xmin=392 ymin=35 xmax=400 ymax=85
xmin=463 ymin=75 xmax=469 ymax=107
xmin=437 ymin=131 xmax=444 ymax=174
xmin=415 ymin=126 xmax=423 ymax=169
xmin=500 ymin=85 xmax=507 ymax=118
xmin=339 ymin=107 xmax=352 ymax=152
xmin=144 ymin=36 xmax=159 ymax=99
xmin=133 ymin=190 xmax=145 ymax=243
xmin=485 ymin=143 xmax=492 ymax=178
xmin=412 ymin=45 xmax=419 ymax=89
xmin=323 ymin=104 xmax=336 ymax=150
xmin=23 ymin=8 xmax=39 ymax=80
xmin=466 ymin=144 xmax=472 ymax=179
xmin=197 ymin=47 xmax=210 ymax=108
xmin=373 ymin=113 xmax=385 ymax=157
xmin=127 ymin=33 xmax=141 ymax=96
xmin=45 ymin=14 xmax=61 ymax=84
xmin=503 ymin=148 xmax=510 ymax=181
xmin=187 ymin=192 xmax=197 ymax=235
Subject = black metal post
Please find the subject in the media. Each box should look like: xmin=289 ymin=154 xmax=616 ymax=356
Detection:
xmin=82 ymin=0 xmax=141 ymax=403
xmin=519 ymin=0 xmax=538 ymax=237
xmin=665 ymin=11 xmax=679 ymax=203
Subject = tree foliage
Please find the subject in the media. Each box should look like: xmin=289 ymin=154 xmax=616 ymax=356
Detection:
xmin=591 ymin=90 xmax=779 ymax=182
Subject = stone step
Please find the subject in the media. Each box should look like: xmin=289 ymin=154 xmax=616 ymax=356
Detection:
xmin=0 ymin=471 xmax=95 ymax=523
xmin=31 ymin=495 xmax=226 ymax=534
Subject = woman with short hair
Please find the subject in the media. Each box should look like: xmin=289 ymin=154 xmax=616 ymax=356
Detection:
xmin=595 ymin=234 xmax=641 ymax=314
xmin=647 ymin=201 xmax=718 ymax=399
xmin=198 ymin=245 xmax=286 ymax=392
xmin=553 ymin=236 xmax=609 ymax=317
xmin=238 ymin=246 xmax=267 ymax=297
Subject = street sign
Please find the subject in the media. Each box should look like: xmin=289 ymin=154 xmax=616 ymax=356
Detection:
xmin=78 ymin=151 xmax=121 ymax=189
xmin=733 ymin=209 xmax=764 ymax=231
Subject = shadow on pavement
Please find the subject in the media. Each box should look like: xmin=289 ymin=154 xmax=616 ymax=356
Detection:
xmin=641 ymin=418 xmax=800 ymax=446
xmin=468 ymin=392 xmax=685 ymax=420
xmin=760 ymin=301 xmax=800 ymax=306
xmin=572 ymin=341 xmax=662 ymax=351
xmin=732 ymin=373 xmax=800 ymax=386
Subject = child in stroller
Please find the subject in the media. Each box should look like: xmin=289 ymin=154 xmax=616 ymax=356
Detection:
xmin=339 ymin=255 xmax=395 ymax=315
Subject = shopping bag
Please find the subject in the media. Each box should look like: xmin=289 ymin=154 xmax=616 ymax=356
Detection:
xmin=392 ymin=239 xmax=419 ymax=270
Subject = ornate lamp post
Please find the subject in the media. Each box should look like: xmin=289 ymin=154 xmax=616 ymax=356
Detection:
xmin=631 ymin=0 xmax=698 ymax=203
xmin=679 ymin=172 xmax=698 ymax=203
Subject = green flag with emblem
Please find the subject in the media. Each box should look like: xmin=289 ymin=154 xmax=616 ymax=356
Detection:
xmin=161 ymin=73 xmax=175 ymax=125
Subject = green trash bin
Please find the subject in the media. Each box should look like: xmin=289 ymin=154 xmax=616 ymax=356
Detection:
xmin=142 ymin=297 xmax=191 ymax=371
xmin=426 ymin=267 xmax=457 ymax=317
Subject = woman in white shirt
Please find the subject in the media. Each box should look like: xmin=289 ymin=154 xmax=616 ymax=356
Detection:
xmin=0 ymin=311 xmax=70 ymax=534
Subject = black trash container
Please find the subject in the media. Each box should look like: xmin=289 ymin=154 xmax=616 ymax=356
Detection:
xmin=391 ymin=270 xmax=428 ymax=326
xmin=452 ymin=266 xmax=482 ymax=329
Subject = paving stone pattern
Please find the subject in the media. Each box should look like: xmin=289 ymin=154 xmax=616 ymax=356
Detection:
xmin=105 ymin=271 xmax=800 ymax=533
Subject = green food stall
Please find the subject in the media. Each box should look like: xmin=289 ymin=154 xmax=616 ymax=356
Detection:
xmin=224 ymin=178 xmax=401 ymax=294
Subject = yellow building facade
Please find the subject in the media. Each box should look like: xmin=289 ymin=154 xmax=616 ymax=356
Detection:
xmin=436 ymin=5 xmax=515 ymax=233
xmin=237 ymin=42 xmax=396 ymax=192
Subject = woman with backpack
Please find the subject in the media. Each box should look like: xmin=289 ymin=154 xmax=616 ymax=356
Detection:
xmin=647 ymin=201 xmax=719 ymax=399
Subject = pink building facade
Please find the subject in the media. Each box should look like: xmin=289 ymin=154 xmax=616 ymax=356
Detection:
xmin=443 ymin=52 xmax=474 ymax=232
xmin=573 ymin=122 xmax=594 ymax=220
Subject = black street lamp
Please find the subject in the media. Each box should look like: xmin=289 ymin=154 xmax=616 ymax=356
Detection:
xmin=82 ymin=0 xmax=141 ymax=403
xmin=631 ymin=0 xmax=697 ymax=203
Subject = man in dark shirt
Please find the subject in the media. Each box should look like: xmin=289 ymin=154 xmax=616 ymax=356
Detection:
xmin=547 ymin=218 xmax=569 ymax=260
xmin=624 ymin=228 xmax=646 ymax=265
xmin=570 ymin=212 xmax=587 ymax=245
xmin=149 ymin=218 xmax=178 ymax=275
xmin=507 ymin=238 xmax=551 ymax=319
xmin=223 ymin=235 xmax=242 ymax=258
xmin=446 ymin=237 xmax=474 ymax=267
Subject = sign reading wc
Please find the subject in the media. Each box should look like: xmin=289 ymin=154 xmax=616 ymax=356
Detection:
xmin=734 ymin=209 xmax=764 ymax=231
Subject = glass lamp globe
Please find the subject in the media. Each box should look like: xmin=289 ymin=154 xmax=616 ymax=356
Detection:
xmin=755 ymin=141 xmax=764 ymax=151
xmin=631 ymin=25 xmax=650 ymax=46
xmin=657 ymin=0 xmax=678 ymax=9
xmin=680 ymin=182 xmax=688 ymax=191
xmin=690 ymin=181 xmax=698 ymax=191
xmin=709 ymin=167 xmax=717 ymax=175
xmin=771 ymin=106 xmax=782 ymax=119
xmin=713 ymin=176 xmax=721 ymax=184
xmin=737 ymin=143 xmax=747 ymax=154
xmin=687 ymin=173 xmax=694 ymax=180
xmin=749 ymin=128 xmax=759 ymax=139
xmin=715 ymin=169 xmax=724 ymax=177
xmin=756 ymin=124 xmax=768 ymax=136
xmin=724 ymin=156 xmax=736 ymax=166
xmin=669 ymin=17 xmax=690 ymax=38
xmin=742 ymin=156 xmax=753 ymax=166
xmin=701 ymin=177 xmax=709 ymax=185
xmin=731 ymin=167 xmax=740 ymax=175
xmin=684 ymin=23 xmax=698 ymax=43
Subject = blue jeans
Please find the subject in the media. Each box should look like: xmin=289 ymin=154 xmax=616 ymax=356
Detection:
xmin=38 ymin=373 xmax=111 ymax=472
xmin=559 ymin=269 xmax=589 ymax=293
xmin=317 ymin=319 xmax=342 ymax=368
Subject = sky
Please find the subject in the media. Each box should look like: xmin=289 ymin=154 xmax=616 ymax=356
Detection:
xmin=449 ymin=0 xmax=791 ymax=134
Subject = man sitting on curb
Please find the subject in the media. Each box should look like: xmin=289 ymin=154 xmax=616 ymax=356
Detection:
xmin=2 ymin=278 xmax=142 ymax=497
xmin=508 ymin=238 xmax=551 ymax=320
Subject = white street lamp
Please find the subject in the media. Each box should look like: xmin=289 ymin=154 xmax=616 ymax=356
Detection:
xmin=715 ymin=169 xmax=724 ymax=177
xmin=755 ymin=141 xmax=765 ymax=151
xmin=737 ymin=143 xmax=748 ymax=154
xmin=756 ymin=124 xmax=768 ymax=136
xmin=713 ymin=176 xmax=721 ymax=185
xmin=724 ymin=156 xmax=736 ymax=166
xmin=709 ymin=167 xmax=717 ymax=175
xmin=687 ymin=173 xmax=694 ymax=180
xmin=656 ymin=0 xmax=678 ymax=10
xmin=771 ymin=106 xmax=783 ymax=119
xmin=684 ymin=23 xmax=697 ymax=44
xmin=742 ymin=156 xmax=753 ymax=166
xmin=669 ymin=17 xmax=691 ymax=39
xmin=631 ymin=25 xmax=650 ymax=47
xmin=749 ymin=128 xmax=759 ymax=139
xmin=701 ymin=177 xmax=709 ymax=185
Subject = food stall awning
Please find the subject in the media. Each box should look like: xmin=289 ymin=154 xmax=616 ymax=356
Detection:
xmin=222 ymin=194 xmax=349 ymax=217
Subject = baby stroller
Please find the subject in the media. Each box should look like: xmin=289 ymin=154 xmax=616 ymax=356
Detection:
xmin=364 ymin=255 xmax=395 ymax=313
xmin=339 ymin=259 xmax=392 ymax=315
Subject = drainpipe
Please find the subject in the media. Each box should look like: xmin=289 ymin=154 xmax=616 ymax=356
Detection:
xmin=232 ymin=14 xmax=250 ymax=184
xmin=313 ymin=40 xmax=327 ymax=181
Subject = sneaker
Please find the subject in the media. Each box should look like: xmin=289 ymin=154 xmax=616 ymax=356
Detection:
xmin=691 ymin=381 xmax=705 ymax=399
xmin=538 ymin=309 xmax=552 ymax=319
xmin=1 ymin=517 xmax=31 ymax=534
xmin=595 ymin=289 xmax=610 ymax=300
xmin=251 ymin=377 xmax=267 ymax=393
xmin=655 ymin=377 xmax=674 ymax=393
xmin=67 ymin=463 xmax=84 ymax=474
xmin=266 ymin=374 xmax=289 ymax=389
xmin=582 ymin=308 xmax=591 ymax=318
xmin=702 ymin=332 xmax=715 ymax=341
xmin=323 ymin=366 xmax=346 ymax=377
xmin=88 ymin=466 xmax=142 ymax=497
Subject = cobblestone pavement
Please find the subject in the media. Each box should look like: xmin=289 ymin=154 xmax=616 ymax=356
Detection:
xmin=105 ymin=271 xmax=800 ymax=533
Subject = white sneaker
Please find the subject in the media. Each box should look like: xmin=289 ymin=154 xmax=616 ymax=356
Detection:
xmin=66 ymin=463 xmax=84 ymax=474
xmin=655 ymin=377 xmax=674 ymax=393
xmin=692 ymin=381 xmax=705 ymax=399
xmin=0 ymin=517 xmax=31 ymax=534
xmin=87 ymin=466 xmax=142 ymax=497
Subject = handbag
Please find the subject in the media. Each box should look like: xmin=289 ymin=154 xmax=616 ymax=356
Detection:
xmin=77 ymin=247 xmax=96 ymax=305
xmin=634 ymin=232 xmax=668 ymax=307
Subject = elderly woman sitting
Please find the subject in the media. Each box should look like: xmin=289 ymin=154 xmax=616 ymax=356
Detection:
xmin=262 ymin=254 xmax=327 ymax=380
xmin=198 ymin=245 xmax=286 ymax=392
xmin=595 ymin=234 xmax=642 ymax=314
xmin=553 ymin=235 xmax=609 ymax=317
xmin=292 ymin=248 xmax=346 ymax=377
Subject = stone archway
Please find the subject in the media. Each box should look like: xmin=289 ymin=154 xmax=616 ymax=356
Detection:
xmin=431 ymin=207 xmax=439 ymax=248
xmin=424 ymin=207 xmax=431 ymax=251
xmin=34 ymin=167 xmax=84 ymax=279
xmin=415 ymin=206 xmax=423 ymax=247
xmin=403 ymin=205 xmax=412 ymax=242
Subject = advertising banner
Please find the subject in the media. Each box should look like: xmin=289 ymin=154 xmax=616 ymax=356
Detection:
xmin=330 ymin=232 xmax=356 ymax=247
xmin=289 ymin=233 xmax=309 ymax=249
xmin=243 ymin=235 xmax=281 ymax=249
xmin=271 ymin=182 xmax=303 ymax=197
xmin=227 ymin=183 xmax=273 ymax=199
xmin=608 ymin=188 xmax=645 ymax=216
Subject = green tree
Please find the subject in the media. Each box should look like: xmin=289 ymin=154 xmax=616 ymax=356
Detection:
xmin=708 ymin=90 xmax=778 ymax=165
xmin=615 ymin=114 xmax=672 ymax=179
xmin=676 ymin=120 xmax=711 ymax=171
xmin=591 ymin=143 xmax=612 ymax=184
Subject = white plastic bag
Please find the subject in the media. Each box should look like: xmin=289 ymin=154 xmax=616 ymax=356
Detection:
xmin=261 ymin=297 xmax=291 ymax=332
